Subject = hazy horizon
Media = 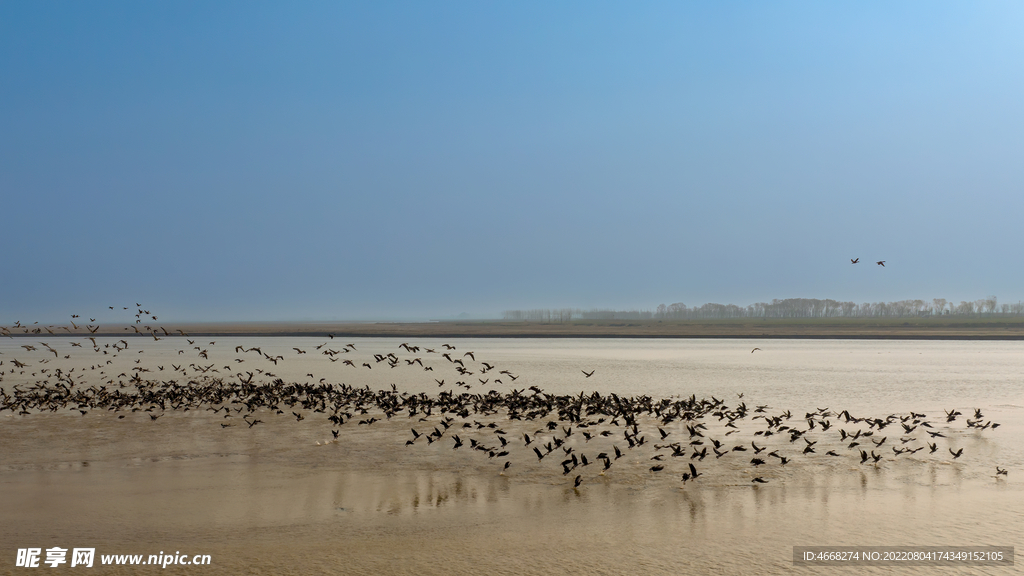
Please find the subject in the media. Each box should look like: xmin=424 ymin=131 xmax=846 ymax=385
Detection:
xmin=3 ymin=294 xmax=1021 ymax=326
xmin=3 ymin=2 xmax=1023 ymax=322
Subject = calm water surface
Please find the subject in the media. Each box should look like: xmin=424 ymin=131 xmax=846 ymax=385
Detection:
xmin=1 ymin=338 xmax=1021 ymax=574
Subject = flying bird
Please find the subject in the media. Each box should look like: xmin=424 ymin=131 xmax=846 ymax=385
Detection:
xmin=876 ymin=261 xmax=885 ymax=267
xmin=851 ymin=258 xmax=859 ymax=264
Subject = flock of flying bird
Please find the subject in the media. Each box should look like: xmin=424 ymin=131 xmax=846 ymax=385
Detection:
xmin=0 ymin=304 xmax=1010 ymax=488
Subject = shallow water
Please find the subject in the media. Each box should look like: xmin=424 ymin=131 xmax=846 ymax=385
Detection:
xmin=1 ymin=338 xmax=1021 ymax=574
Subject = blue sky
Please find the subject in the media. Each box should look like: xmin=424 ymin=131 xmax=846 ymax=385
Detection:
xmin=3 ymin=2 xmax=1023 ymax=321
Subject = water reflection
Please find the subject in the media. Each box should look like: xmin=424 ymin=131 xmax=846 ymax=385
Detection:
xmin=1 ymin=338 xmax=1022 ymax=575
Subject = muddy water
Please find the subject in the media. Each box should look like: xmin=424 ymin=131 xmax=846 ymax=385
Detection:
xmin=1 ymin=338 xmax=1021 ymax=574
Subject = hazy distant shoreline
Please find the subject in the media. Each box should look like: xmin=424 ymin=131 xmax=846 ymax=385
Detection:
xmin=17 ymin=318 xmax=1024 ymax=339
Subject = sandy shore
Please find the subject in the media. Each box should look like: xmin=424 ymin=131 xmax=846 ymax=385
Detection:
xmin=38 ymin=317 xmax=1024 ymax=339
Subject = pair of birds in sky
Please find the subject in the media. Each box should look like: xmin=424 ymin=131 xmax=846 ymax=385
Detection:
xmin=850 ymin=258 xmax=884 ymax=266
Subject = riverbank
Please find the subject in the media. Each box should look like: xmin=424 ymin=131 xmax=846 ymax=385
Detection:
xmin=33 ymin=317 xmax=1024 ymax=339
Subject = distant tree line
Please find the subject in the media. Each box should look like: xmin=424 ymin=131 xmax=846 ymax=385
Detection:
xmin=502 ymin=297 xmax=1024 ymax=321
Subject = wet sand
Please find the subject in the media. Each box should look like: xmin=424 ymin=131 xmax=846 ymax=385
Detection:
xmin=1 ymin=410 xmax=1020 ymax=575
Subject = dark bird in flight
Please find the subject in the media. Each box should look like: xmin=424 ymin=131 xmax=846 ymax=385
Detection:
xmin=688 ymin=462 xmax=702 ymax=480
xmin=751 ymin=348 xmax=761 ymax=353
xmin=876 ymin=261 xmax=885 ymax=266
xmin=949 ymin=447 xmax=963 ymax=459
xmin=751 ymin=477 xmax=768 ymax=484
xmin=574 ymin=475 xmax=583 ymax=488
xmin=851 ymin=258 xmax=859 ymax=264
xmin=582 ymin=370 xmax=595 ymax=378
